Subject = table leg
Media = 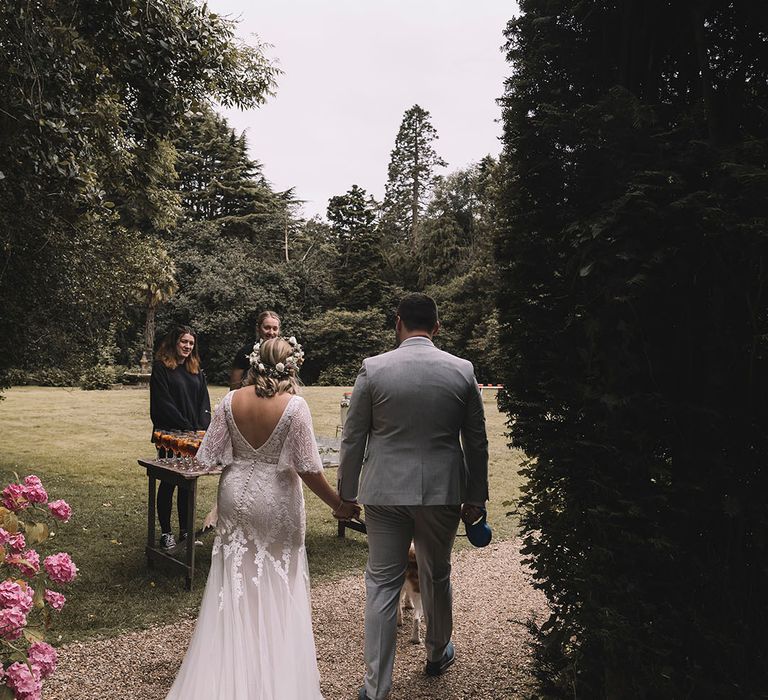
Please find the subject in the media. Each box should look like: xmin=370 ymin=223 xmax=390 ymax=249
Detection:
xmin=184 ymin=481 xmax=197 ymax=590
xmin=336 ymin=474 xmax=346 ymax=538
xmin=147 ymin=475 xmax=156 ymax=568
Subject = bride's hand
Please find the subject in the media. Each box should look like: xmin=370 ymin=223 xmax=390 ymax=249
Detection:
xmin=332 ymin=500 xmax=360 ymax=521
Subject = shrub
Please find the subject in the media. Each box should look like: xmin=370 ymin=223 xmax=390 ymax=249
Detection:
xmin=35 ymin=369 xmax=78 ymax=388
xmin=3 ymin=370 xmax=30 ymax=387
xmin=80 ymin=365 xmax=114 ymax=391
xmin=301 ymin=308 xmax=392 ymax=385
xmin=316 ymin=364 xmax=361 ymax=386
xmin=0 ymin=475 xmax=77 ymax=699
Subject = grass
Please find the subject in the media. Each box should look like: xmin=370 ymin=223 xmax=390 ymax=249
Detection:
xmin=0 ymin=385 xmax=524 ymax=644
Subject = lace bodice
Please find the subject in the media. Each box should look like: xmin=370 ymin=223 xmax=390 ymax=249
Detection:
xmin=197 ymin=392 xmax=324 ymax=473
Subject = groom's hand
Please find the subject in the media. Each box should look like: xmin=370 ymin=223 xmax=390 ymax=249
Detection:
xmin=461 ymin=503 xmax=485 ymax=526
xmin=333 ymin=499 xmax=361 ymax=521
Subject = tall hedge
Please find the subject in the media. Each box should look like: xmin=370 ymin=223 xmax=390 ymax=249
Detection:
xmin=497 ymin=1 xmax=768 ymax=697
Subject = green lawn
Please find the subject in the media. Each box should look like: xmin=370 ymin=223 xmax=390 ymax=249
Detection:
xmin=0 ymin=385 xmax=524 ymax=644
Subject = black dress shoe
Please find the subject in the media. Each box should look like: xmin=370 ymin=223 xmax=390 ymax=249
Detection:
xmin=358 ymin=687 xmax=373 ymax=700
xmin=425 ymin=640 xmax=455 ymax=676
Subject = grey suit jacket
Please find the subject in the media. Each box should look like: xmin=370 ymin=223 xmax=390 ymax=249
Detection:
xmin=338 ymin=336 xmax=489 ymax=506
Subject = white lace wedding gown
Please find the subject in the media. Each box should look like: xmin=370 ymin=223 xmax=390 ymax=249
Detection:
xmin=165 ymin=392 xmax=324 ymax=700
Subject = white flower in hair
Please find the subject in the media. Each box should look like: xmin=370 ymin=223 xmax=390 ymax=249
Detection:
xmin=248 ymin=333 xmax=304 ymax=378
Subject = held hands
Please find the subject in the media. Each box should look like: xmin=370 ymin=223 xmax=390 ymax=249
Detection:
xmin=332 ymin=499 xmax=361 ymax=521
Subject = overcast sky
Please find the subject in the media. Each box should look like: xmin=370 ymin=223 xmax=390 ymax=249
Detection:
xmin=209 ymin=0 xmax=516 ymax=219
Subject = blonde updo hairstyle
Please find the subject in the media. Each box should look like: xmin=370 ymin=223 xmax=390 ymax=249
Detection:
xmin=245 ymin=337 xmax=301 ymax=398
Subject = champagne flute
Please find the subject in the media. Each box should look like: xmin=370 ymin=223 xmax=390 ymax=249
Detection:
xmin=153 ymin=431 xmax=163 ymax=462
xmin=158 ymin=433 xmax=170 ymax=463
xmin=181 ymin=438 xmax=194 ymax=469
xmin=166 ymin=433 xmax=178 ymax=461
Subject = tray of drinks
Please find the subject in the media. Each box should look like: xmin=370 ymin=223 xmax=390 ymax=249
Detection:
xmin=152 ymin=429 xmax=206 ymax=460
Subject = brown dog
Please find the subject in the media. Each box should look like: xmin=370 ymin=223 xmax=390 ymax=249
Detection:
xmin=397 ymin=544 xmax=424 ymax=644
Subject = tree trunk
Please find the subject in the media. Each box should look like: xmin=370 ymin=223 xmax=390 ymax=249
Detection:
xmin=284 ymin=211 xmax=290 ymax=262
xmin=412 ymin=124 xmax=420 ymax=243
xmin=691 ymin=7 xmax=719 ymax=144
xmin=144 ymin=303 xmax=156 ymax=360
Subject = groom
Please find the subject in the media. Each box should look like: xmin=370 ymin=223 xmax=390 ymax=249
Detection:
xmin=338 ymin=293 xmax=489 ymax=700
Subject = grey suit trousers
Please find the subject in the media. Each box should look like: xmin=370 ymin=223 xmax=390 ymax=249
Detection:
xmin=363 ymin=504 xmax=461 ymax=700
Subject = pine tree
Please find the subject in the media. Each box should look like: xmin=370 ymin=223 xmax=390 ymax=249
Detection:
xmin=381 ymin=105 xmax=447 ymax=243
xmin=161 ymin=109 xmax=307 ymax=378
xmin=172 ymin=107 xmax=287 ymax=251
xmin=327 ymin=185 xmax=385 ymax=310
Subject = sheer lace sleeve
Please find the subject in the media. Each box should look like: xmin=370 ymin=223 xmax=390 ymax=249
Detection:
xmin=196 ymin=393 xmax=234 ymax=468
xmin=278 ymin=397 xmax=324 ymax=474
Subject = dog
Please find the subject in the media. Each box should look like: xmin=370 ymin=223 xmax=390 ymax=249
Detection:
xmin=397 ymin=544 xmax=424 ymax=644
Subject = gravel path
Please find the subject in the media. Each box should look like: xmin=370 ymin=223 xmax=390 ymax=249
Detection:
xmin=43 ymin=539 xmax=547 ymax=700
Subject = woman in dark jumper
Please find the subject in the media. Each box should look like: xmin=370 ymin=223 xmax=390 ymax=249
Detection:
xmin=150 ymin=326 xmax=211 ymax=550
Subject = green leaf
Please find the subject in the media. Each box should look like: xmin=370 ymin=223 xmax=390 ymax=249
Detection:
xmin=23 ymin=627 xmax=46 ymax=644
xmin=33 ymin=581 xmax=46 ymax=609
xmin=25 ymin=521 xmax=50 ymax=546
xmin=8 ymin=650 xmax=27 ymax=664
xmin=0 ymin=509 xmax=19 ymax=533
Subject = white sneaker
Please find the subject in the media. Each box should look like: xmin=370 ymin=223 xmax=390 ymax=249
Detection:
xmin=159 ymin=532 xmax=176 ymax=550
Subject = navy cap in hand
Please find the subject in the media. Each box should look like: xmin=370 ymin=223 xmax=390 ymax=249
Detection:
xmin=465 ymin=508 xmax=492 ymax=548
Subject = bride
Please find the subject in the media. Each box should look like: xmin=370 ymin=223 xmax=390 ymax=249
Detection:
xmin=165 ymin=336 xmax=359 ymax=700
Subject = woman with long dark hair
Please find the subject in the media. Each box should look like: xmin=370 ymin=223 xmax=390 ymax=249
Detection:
xmin=150 ymin=325 xmax=211 ymax=549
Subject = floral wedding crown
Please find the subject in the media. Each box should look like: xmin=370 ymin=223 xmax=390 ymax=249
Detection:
xmin=248 ymin=336 xmax=304 ymax=379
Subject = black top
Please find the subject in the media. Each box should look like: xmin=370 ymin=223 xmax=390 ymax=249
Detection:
xmin=150 ymin=360 xmax=211 ymax=436
xmin=232 ymin=340 xmax=255 ymax=372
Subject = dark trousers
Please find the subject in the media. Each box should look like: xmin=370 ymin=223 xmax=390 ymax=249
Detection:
xmin=156 ymin=448 xmax=190 ymax=534
xmin=362 ymin=504 xmax=461 ymax=699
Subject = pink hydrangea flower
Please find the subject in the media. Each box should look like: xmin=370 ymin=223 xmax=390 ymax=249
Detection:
xmin=6 ymin=549 xmax=40 ymax=577
xmin=28 ymin=641 xmax=58 ymax=679
xmin=0 ymin=528 xmax=23 ymax=550
xmin=2 ymin=483 xmax=29 ymax=512
xmin=4 ymin=661 xmax=42 ymax=700
xmin=43 ymin=552 xmax=78 ymax=584
xmin=22 ymin=476 xmax=48 ymax=505
xmin=47 ymin=499 xmax=72 ymax=523
xmin=0 ymin=606 xmax=27 ymax=641
xmin=44 ymin=589 xmax=66 ymax=611
xmin=0 ymin=580 xmax=33 ymax=614
xmin=6 ymin=531 xmax=26 ymax=553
